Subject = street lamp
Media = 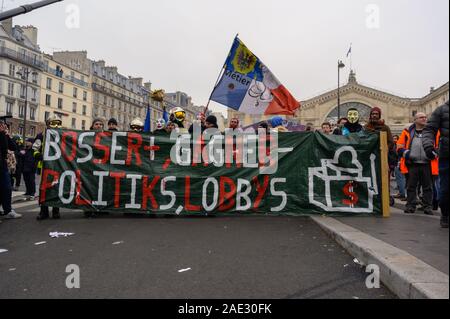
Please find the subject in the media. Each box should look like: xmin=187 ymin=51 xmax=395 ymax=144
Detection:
xmin=337 ymin=60 xmax=346 ymax=120
xmin=17 ymin=67 xmax=38 ymax=142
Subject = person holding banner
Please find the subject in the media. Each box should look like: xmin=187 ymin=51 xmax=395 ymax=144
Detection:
xmin=130 ymin=118 xmax=144 ymax=133
xmin=90 ymin=118 xmax=105 ymax=131
xmin=35 ymin=115 xmax=62 ymax=221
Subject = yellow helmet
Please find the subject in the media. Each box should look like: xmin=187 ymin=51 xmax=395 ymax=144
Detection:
xmin=170 ymin=107 xmax=186 ymax=122
xmin=46 ymin=115 xmax=62 ymax=128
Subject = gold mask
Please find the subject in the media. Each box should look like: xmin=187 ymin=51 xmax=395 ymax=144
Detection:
xmin=347 ymin=110 xmax=360 ymax=124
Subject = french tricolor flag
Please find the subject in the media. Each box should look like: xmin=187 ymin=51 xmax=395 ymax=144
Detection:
xmin=210 ymin=37 xmax=300 ymax=116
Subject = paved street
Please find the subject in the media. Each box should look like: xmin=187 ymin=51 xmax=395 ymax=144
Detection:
xmin=0 ymin=195 xmax=395 ymax=299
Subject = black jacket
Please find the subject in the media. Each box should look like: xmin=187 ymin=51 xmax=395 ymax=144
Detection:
xmin=19 ymin=148 xmax=37 ymax=174
xmin=423 ymin=102 xmax=449 ymax=159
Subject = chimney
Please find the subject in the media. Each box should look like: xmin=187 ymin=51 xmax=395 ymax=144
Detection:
xmin=430 ymin=87 xmax=435 ymax=93
xmin=144 ymin=82 xmax=152 ymax=91
xmin=21 ymin=26 xmax=38 ymax=46
xmin=1 ymin=18 xmax=13 ymax=36
xmin=97 ymin=60 xmax=106 ymax=67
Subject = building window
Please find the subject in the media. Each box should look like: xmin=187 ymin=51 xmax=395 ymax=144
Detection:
xmin=8 ymin=83 xmax=14 ymax=96
xmin=46 ymin=94 xmax=51 ymax=106
xmin=73 ymin=87 xmax=78 ymax=98
xmin=30 ymin=107 xmax=36 ymax=120
xmin=59 ymin=82 xmax=64 ymax=94
xmin=20 ymin=85 xmax=26 ymax=98
xmin=83 ymin=91 xmax=87 ymax=101
xmin=18 ymin=126 xmax=24 ymax=136
xmin=58 ymin=98 xmax=63 ymax=109
xmin=6 ymin=102 xmax=13 ymax=115
xmin=31 ymin=88 xmax=37 ymax=101
xmin=71 ymin=118 xmax=76 ymax=129
xmin=30 ymin=126 xmax=36 ymax=137
xmin=9 ymin=64 xmax=16 ymax=77
xmin=45 ymin=112 xmax=50 ymax=121
xmin=72 ymin=102 xmax=77 ymax=113
xmin=32 ymin=73 xmax=38 ymax=84
xmin=412 ymin=110 xmax=417 ymax=117
xmin=19 ymin=104 xmax=25 ymax=118
xmin=82 ymin=120 xmax=86 ymax=130
xmin=103 ymin=109 xmax=107 ymax=117
xmin=46 ymin=78 xmax=52 ymax=90
xmin=82 ymin=105 xmax=87 ymax=116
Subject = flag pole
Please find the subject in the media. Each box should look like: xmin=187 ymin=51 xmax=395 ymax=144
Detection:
xmin=204 ymin=33 xmax=239 ymax=114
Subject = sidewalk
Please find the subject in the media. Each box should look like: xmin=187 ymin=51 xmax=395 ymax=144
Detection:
xmin=312 ymin=200 xmax=449 ymax=299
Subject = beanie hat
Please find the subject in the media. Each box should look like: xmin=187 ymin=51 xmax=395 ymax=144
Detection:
xmin=370 ymin=107 xmax=382 ymax=117
xmin=205 ymin=115 xmax=218 ymax=128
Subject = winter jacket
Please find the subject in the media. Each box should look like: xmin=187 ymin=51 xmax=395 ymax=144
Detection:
xmin=397 ymin=124 xmax=439 ymax=175
xmin=0 ymin=132 xmax=17 ymax=171
xmin=365 ymin=119 xmax=394 ymax=150
xmin=19 ymin=148 xmax=37 ymax=174
xmin=423 ymin=102 xmax=449 ymax=159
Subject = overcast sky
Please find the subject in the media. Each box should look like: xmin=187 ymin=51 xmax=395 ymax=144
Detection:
xmin=6 ymin=0 xmax=450 ymax=115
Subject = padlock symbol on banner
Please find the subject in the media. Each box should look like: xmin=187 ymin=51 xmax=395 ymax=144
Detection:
xmin=308 ymin=146 xmax=378 ymax=213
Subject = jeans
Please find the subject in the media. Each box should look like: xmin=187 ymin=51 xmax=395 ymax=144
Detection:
xmin=0 ymin=168 xmax=12 ymax=214
xmin=406 ymin=163 xmax=433 ymax=212
xmin=439 ymin=159 xmax=449 ymax=217
xmin=395 ymin=166 xmax=406 ymax=197
xmin=23 ymin=172 xmax=36 ymax=196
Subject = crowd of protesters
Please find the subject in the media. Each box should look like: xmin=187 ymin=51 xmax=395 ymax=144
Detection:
xmin=1 ymin=101 xmax=448 ymax=228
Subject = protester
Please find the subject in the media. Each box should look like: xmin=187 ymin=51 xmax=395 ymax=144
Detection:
xmin=166 ymin=121 xmax=179 ymax=134
xmin=321 ymin=122 xmax=332 ymax=135
xmin=423 ymin=101 xmax=449 ymax=228
xmin=130 ymin=118 xmax=144 ymax=133
xmin=397 ymin=112 xmax=438 ymax=215
xmin=229 ymin=118 xmax=244 ymax=133
xmin=35 ymin=115 xmax=62 ymax=220
xmin=205 ymin=115 xmax=219 ymax=129
xmin=365 ymin=107 xmax=394 ymax=149
xmin=270 ymin=116 xmax=288 ymax=132
xmin=90 ymin=118 xmax=105 ymax=131
xmin=170 ymin=107 xmax=187 ymax=129
xmin=342 ymin=108 xmax=363 ymax=136
xmin=0 ymin=122 xmax=21 ymax=220
xmin=392 ymin=135 xmax=407 ymax=201
xmin=153 ymin=118 xmax=167 ymax=135
xmin=108 ymin=118 xmax=118 ymax=131
xmin=19 ymin=138 xmax=37 ymax=200
xmin=11 ymin=135 xmax=24 ymax=191
xmin=333 ymin=118 xmax=348 ymax=135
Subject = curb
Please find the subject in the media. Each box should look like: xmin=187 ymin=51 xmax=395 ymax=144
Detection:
xmin=311 ymin=216 xmax=449 ymax=299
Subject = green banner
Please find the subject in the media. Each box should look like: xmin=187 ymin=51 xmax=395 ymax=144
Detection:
xmin=40 ymin=129 xmax=382 ymax=216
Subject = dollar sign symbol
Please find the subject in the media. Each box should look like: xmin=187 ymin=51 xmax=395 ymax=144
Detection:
xmin=343 ymin=181 xmax=359 ymax=206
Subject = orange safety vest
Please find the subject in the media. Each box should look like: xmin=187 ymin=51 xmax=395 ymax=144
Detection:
xmin=397 ymin=126 xmax=440 ymax=176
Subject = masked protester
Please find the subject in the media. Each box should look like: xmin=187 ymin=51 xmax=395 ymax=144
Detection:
xmin=130 ymin=118 xmax=144 ymax=133
xmin=342 ymin=108 xmax=363 ymax=136
xmin=35 ymin=115 xmax=62 ymax=220
xmin=153 ymin=118 xmax=167 ymax=135
xmin=169 ymin=107 xmax=187 ymax=129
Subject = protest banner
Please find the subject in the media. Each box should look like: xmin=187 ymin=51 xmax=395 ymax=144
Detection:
xmin=40 ymin=128 xmax=383 ymax=216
